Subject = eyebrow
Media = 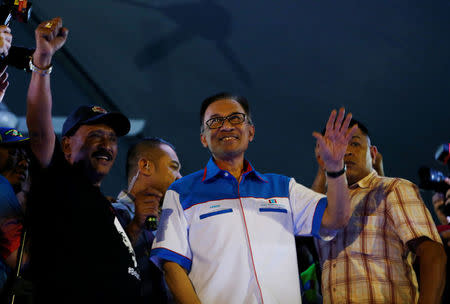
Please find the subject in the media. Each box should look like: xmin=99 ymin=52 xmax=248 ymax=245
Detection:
xmin=89 ymin=130 xmax=116 ymax=137
xmin=208 ymin=112 xmax=242 ymax=119
xmin=171 ymin=160 xmax=181 ymax=170
xmin=351 ymin=135 xmax=361 ymax=140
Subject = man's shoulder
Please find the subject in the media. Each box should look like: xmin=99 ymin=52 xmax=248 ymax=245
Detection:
xmin=259 ymin=172 xmax=291 ymax=183
xmin=168 ymin=169 xmax=206 ymax=193
xmin=367 ymin=174 xmax=419 ymax=197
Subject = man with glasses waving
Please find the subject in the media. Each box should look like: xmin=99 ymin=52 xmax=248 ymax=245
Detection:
xmin=151 ymin=92 xmax=356 ymax=304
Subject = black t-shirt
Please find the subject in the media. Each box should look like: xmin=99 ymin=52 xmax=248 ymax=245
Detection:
xmin=28 ymin=139 xmax=141 ymax=303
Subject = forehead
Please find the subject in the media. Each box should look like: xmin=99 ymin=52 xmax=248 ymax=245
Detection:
xmin=75 ymin=124 xmax=116 ymax=136
xmin=351 ymin=127 xmax=370 ymax=142
xmin=158 ymin=144 xmax=179 ymax=162
xmin=204 ymin=99 xmax=245 ymax=119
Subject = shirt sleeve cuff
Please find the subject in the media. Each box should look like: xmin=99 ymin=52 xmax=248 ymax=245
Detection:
xmin=150 ymin=247 xmax=192 ymax=273
xmin=311 ymin=197 xmax=338 ymax=241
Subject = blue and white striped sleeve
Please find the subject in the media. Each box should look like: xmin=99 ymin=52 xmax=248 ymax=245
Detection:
xmin=150 ymin=189 xmax=193 ymax=272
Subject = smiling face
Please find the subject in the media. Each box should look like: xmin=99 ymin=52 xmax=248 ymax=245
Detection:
xmin=344 ymin=127 xmax=377 ymax=185
xmin=62 ymin=124 xmax=118 ymax=185
xmin=0 ymin=145 xmax=29 ymax=193
xmin=200 ymin=98 xmax=255 ymax=161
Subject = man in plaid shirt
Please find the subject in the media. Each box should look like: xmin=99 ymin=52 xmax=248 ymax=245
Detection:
xmin=315 ymin=119 xmax=446 ymax=304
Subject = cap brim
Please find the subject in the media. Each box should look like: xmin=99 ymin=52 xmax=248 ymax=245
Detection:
xmin=84 ymin=112 xmax=131 ymax=137
xmin=0 ymin=137 xmax=29 ymax=145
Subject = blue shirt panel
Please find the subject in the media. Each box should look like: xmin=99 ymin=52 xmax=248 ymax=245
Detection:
xmin=0 ymin=175 xmax=21 ymax=218
xmin=169 ymin=159 xmax=291 ymax=210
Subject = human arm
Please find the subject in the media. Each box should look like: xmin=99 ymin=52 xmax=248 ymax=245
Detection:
xmin=312 ymin=108 xmax=357 ymax=229
xmin=26 ymin=18 xmax=68 ymax=167
xmin=388 ymin=180 xmax=446 ymax=303
xmin=163 ymin=261 xmax=201 ymax=304
xmin=407 ymin=237 xmax=446 ymax=304
xmin=311 ymin=143 xmax=327 ymax=194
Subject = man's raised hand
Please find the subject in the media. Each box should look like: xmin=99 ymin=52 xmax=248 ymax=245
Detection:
xmin=313 ymin=108 xmax=357 ymax=172
xmin=33 ymin=17 xmax=69 ymax=68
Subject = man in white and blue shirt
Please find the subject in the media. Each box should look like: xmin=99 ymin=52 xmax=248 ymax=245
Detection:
xmin=151 ymin=93 xmax=357 ymax=303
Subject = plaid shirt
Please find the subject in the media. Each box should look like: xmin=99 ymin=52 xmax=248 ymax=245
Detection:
xmin=316 ymin=171 xmax=442 ymax=304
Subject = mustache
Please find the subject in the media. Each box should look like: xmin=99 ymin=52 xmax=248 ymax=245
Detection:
xmin=92 ymin=148 xmax=113 ymax=161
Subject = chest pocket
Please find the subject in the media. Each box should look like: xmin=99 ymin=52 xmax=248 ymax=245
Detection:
xmin=199 ymin=208 xmax=233 ymax=220
xmin=259 ymin=207 xmax=288 ymax=214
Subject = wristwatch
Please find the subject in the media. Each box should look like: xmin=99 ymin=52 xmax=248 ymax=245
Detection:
xmin=326 ymin=165 xmax=346 ymax=178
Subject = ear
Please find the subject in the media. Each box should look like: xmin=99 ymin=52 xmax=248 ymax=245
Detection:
xmin=248 ymin=125 xmax=255 ymax=142
xmin=61 ymin=136 xmax=72 ymax=161
xmin=200 ymin=132 xmax=208 ymax=148
xmin=138 ymin=158 xmax=155 ymax=176
xmin=370 ymin=145 xmax=378 ymax=166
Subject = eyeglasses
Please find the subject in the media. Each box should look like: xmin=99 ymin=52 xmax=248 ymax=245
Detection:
xmin=205 ymin=113 xmax=247 ymax=129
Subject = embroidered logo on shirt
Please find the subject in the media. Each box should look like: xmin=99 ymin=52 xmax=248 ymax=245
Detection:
xmin=268 ymin=199 xmax=278 ymax=204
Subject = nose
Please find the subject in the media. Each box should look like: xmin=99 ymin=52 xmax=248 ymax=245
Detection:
xmin=175 ymin=172 xmax=182 ymax=180
xmin=219 ymin=118 xmax=236 ymax=130
xmin=99 ymin=135 xmax=116 ymax=151
xmin=345 ymin=147 xmax=353 ymax=157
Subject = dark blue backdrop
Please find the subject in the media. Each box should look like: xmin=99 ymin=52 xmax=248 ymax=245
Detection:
xmin=3 ymin=1 xmax=449 ymax=211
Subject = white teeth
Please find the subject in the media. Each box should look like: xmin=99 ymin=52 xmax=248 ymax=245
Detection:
xmin=96 ymin=156 xmax=109 ymax=160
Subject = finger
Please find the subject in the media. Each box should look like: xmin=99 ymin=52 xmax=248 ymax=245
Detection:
xmin=0 ymin=64 xmax=7 ymax=75
xmin=3 ymin=33 xmax=12 ymax=44
xmin=344 ymin=124 xmax=358 ymax=142
xmin=312 ymin=131 xmax=327 ymax=150
xmin=0 ymin=71 xmax=8 ymax=84
xmin=340 ymin=112 xmax=352 ymax=134
xmin=324 ymin=109 xmax=337 ymax=136
xmin=0 ymin=26 xmax=11 ymax=33
xmin=54 ymin=27 xmax=69 ymax=49
xmin=0 ymin=80 xmax=8 ymax=91
xmin=333 ymin=107 xmax=345 ymax=132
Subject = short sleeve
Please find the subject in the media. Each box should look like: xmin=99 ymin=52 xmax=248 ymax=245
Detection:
xmin=150 ymin=189 xmax=193 ymax=272
xmin=387 ymin=180 xmax=442 ymax=245
xmin=289 ymin=178 xmax=333 ymax=240
xmin=113 ymin=203 xmax=132 ymax=228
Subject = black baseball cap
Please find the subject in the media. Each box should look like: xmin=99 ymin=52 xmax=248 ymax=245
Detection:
xmin=0 ymin=127 xmax=29 ymax=146
xmin=62 ymin=105 xmax=130 ymax=137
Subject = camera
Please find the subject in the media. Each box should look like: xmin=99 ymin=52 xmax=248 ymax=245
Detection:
xmin=418 ymin=143 xmax=450 ymax=215
xmin=0 ymin=0 xmax=34 ymax=71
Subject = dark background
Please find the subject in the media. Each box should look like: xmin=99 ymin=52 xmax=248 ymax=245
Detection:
xmin=2 ymin=1 xmax=449 ymax=211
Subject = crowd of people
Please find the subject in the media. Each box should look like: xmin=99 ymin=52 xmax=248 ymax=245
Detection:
xmin=0 ymin=17 xmax=448 ymax=304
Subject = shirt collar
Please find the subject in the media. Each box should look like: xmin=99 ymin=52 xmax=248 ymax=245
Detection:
xmin=116 ymin=190 xmax=135 ymax=211
xmin=350 ymin=170 xmax=378 ymax=189
xmin=202 ymin=157 xmax=267 ymax=183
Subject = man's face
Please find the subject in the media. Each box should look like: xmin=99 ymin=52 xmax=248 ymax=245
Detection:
xmin=0 ymin=145 xmax=29 ymax=193
xmin=344 ymin=127 xmax=377 ymax=185
xmin=63 ymin=124 xmax=118 ymax=183
xmin=200 ymin=98 xmax=255 ymax=160
xmin=144 ymin=144 xmax=181 ymax=216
